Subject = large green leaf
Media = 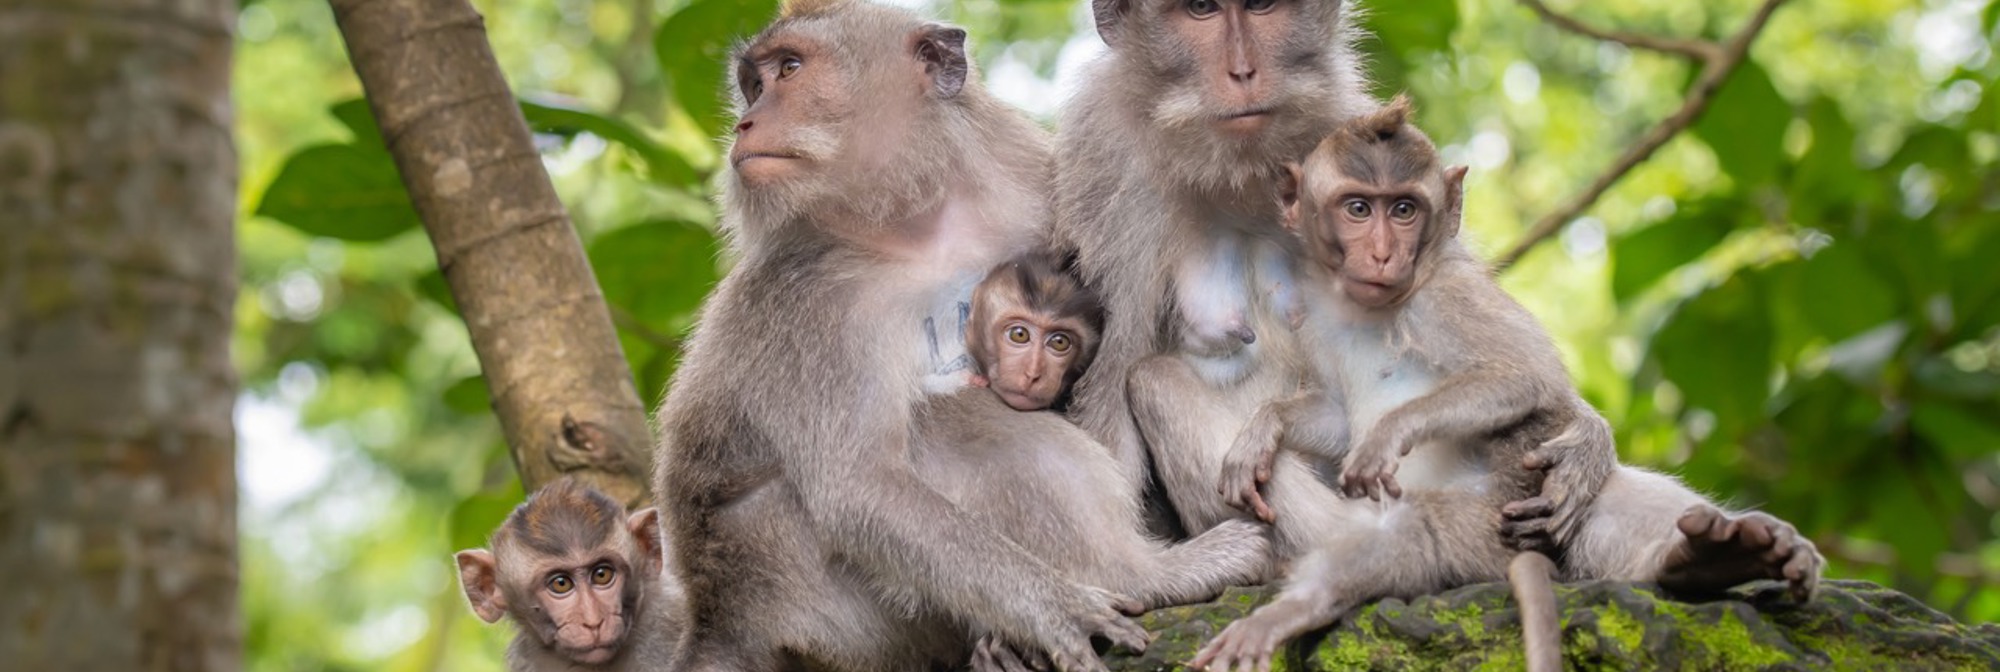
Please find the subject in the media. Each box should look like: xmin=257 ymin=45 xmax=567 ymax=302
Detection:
xmin=448 ymin=482 xmax=526 ymax=552
xmin=1609 ymin=197 xmax=1742 ymax=302
xmin=521 ymin=100 xmax=701 ymax=186
xmin=1795 ymin=241 xmax=1898 ymax=343
xmin=255 ymin=144 xmax=420 ymax=242
xmin=1692 ymin=61 xmax=1789 ymax=186
xmin=1650 ymin=274 xmax=1773 ymax=431
xmin=443 ymin=375 xmax=492 ymax=415
xmin=655 ymin=0 xmax=781 ymax=138
xmin=587 ymin=220 xmax=722 ymax=328
xmin=329 ymin=98 xmax=384 ymax=148
xmin=1789 ymin=97 xmax=1864 ymax=226
xmin=1355 ymin=0 xmax=1458 ymax=97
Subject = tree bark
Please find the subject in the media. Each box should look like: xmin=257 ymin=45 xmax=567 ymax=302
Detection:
xmin=0 ymin=0 xmax=241 ymax=668
xmin=328 ymin=0 xmax=654 ymax=506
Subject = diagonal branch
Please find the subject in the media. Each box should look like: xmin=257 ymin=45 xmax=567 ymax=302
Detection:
xmin=1518 ymin=0 xmax=1721 ymax=62
xmin=1495 ymin=0 xmax=1788 ymax=271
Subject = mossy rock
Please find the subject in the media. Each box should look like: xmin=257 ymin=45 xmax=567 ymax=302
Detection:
xmin=1106 ymin=580 xmax=2000 ymax=670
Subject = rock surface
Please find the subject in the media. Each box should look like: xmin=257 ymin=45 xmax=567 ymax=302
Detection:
xmin=1106 ymin=580 xmax=2000 ymax=670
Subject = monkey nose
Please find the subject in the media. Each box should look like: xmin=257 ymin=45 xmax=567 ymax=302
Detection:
xmin=734 ymin=119 xmax=753 ymax=134
xmin=1230 ymin=65 xmax=1257 ymax=83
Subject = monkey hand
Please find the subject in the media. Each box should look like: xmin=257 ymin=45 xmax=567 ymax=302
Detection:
xmin=1504 ymin=413 xmax=1616 ymax=551
xmin=1219 ymin=419 xmax=1283 ymax=523
xmin=1040 ymin=587 xmax=1149 ymax=672
xmin=1338 ymin=438 xmax=1403 ymax=501
xmin=971 ymin=635 xmax=1052 ymax=672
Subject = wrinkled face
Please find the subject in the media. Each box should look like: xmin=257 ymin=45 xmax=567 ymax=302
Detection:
xmin=1164 ymin=0 xmax=1296 ymax=137
xmin=456 ymin=503 xmax=664 ymax=668
xmin=524 ymin=549 xmax=638 ymax=664
xmin=983 ymin=310 xmax=1090 ymax=411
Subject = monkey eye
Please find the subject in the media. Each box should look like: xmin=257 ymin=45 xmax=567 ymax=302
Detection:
xmin=1343 ymin=199 xmax=1371 ymax=219
xmin=777 ymin=56 xmax=802 ymax=80
xmin=1245 ymin=0 xmax=1278 ymax=12
xmin=548 ymin=574 xmax=574 ymax=595
xmin=1389 ymin=200 xmax=1417 ymax=223
xmin=1186 ymin=0 xmax=1221 ymax=18
xmin=1006 ymin=325 xmax=1032 ymax=344
xmin=590 ymin=565 xmax=615 ymax=587
xmin=1047 ymin=332 xmax=1073 ymax=353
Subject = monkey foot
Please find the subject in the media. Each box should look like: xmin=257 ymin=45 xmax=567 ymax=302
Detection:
xmin=1657 ymin=505 xmax=1823 ymax=602
xmin=1190 ymin=600 xmax=1320 ymax=672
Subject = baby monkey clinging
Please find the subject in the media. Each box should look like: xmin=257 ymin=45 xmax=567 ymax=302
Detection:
xmin=966 ymin=252 xmax=1104 ymax=412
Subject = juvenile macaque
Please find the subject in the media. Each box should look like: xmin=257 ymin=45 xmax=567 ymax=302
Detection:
xmin=966 ymin=252 xmax=1104 ymax=411
xmin=658 ymin=3 xmax=1161 ymax=671
xmin=1192 ymin=99 xmax=1824 ymax=671
xmin=455 ymin=478 xmax=681 ymax=671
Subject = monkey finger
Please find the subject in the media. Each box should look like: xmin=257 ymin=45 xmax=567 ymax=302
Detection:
xmin=1502 ymin=496 xmax=1555 ymax=520
xmin=1100 ymin=617 xmax=1151 ymax=654
xmin=1521 ymin=448 xmax=1556 ymax=471
xmin=1250 ymin=491 xmax=1276 ymax=524
xmin=1383 ymin=476 xmax=1403 ymax=500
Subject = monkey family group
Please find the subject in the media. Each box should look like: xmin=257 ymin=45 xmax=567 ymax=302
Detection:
xmin=457 ymin=2 xmax=1824 ymax=670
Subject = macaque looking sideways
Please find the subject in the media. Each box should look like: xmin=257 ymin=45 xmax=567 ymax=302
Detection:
xmin=1193 ymin=98 xmax=1825 ymax=671
xmin=455 ymin=478 xmax=682 ymax=672
xmin=965 ymin=252 xmax=1105 ymax=412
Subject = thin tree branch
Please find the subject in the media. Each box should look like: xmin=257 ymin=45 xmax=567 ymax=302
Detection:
xmin=1518 ymin=0 xmax=1720 ymax=62
xmin=1495 ymin=0 xmax=1788 ymax=271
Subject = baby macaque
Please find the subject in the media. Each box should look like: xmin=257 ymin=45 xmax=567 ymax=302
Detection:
xmin=966 ymin=252 xmax=1104 ymax=412
xmin=455 ymin=478 xmax=681 ymax=671
xmin=1194 ymin=98 xmax=1823 ymax=672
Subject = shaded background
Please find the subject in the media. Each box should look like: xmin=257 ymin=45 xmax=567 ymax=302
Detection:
xmin=224 ymin=0 xmax=1998 ymax=668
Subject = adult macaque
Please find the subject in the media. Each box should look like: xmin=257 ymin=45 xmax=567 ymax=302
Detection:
xmin=1191 ymin=100 xmax=1824 ymax=671
xmin=1056 ymin=0 xmax=1389 ymax=548
xmin=455 ymin=479 xmax=681 ymax=671
xmin=965 ymin=252 xmax=1104 ymax=411
xmin=656 ymin=3 xmax=1152 ymax=671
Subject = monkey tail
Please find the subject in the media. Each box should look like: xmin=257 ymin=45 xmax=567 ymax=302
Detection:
xmin=1509 ymin=551 xmax=1562 ymax=672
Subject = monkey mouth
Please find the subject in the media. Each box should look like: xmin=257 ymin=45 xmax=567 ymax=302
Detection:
xmin=1215 ymin=108 xmax=1274 ymax=133
xmin=730 ymin=150 xmax=801 ymax=167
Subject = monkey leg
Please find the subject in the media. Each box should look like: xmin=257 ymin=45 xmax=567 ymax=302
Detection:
xmin=1127 ymin=354 xmax=1270 ymax=534
xmin=1566 ymin=468 xmax=1823 ymax=601
xmin=1119 ymin=518 xmax=1276 ymax=610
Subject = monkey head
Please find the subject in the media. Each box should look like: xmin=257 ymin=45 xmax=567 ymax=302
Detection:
xmin=1280 ymin=96 xmax=1467 ymax=309
xmin=723 ymin=1 xmax=973 ymax=234
xmin=967 ymin=253 xmax=1105 ymax=411
xmin=456 ymin=479 xmax=665 ymax=667
xmin=1092 ymin=0 xmax=1354 ymax=183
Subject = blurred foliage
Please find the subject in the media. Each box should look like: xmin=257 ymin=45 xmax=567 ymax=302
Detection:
xmin=229 ymin=0 xmax=2000 ymax=668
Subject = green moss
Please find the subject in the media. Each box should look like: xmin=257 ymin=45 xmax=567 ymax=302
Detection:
xmin=1433 ymin=602 xmax=1487 ymax=640
xmin=1677 ymin=609 xmax=1791 ymax=669
xmin=1596 ymin=605 xmax=1646 ymax=653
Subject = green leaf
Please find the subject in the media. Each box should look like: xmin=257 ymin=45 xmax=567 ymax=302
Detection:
xmin=1692 ymin=61 xmax=1789 ymax=186
xmin=255 ymin=144 xmax=419 ymax=242
xmin=1789 ymin=97 xmax=1864 ymax=226
xmin=521 ymin=100 xmax=701 ymax=185
xmin=448 ymin=483 xmax=525 ymax=552
xmin=443 ymin=375 xmax=491 ymax=415
xmin=655 ymin=0 xmax=781 ymax=138
xmin=1650 ymin=274 xmax=1772 ymax=430
xmin=1795 ymin=242 xmax=1898 ymax=343
xmin=587 ymin=220 xmax=722 ymax=328
xmin=414 ymin=269 xmax=457 ymax=314
xmin=1609 ymin=197 xmax=1741 ymax=302
xmin=1355 ymin=0 xmax=1457 ymax=97
xmin=329 ymin=98 xmax=384 ymax=148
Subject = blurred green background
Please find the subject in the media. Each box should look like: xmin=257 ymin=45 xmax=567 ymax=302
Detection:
xmin=230 ymin=0 xmax=2000 ymax=668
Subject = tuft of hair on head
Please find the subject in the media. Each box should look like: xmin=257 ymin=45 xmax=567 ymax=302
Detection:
xmin=499 ymin=477 xmax=625 ymax=558
xmin=779 ymin=0 xmax=847 ymax=18
xmin=1005 ymin=251 xmax=1104 ymax=336
xmin=1341 ymin=94 xmax=1418 ymax=146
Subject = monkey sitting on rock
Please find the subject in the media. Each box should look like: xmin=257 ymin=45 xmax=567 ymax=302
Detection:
xmin=454 ymin=478 xmax=682 ymax=672
xmin=1192 ymin=98 xmax=1825 ymax=672
xmin=964 ymin=252 xmax=1105 ymax=413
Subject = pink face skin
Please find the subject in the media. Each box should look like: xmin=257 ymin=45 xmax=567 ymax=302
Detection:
xmin=1282 ymin=163 xmax=1469 ymax=310
xmin=1166 ymin=0 xmax=1295 ymax=137
xmin=536 ymin=559 xmax=630 ymax=664
xmin=984 ymin=315 xmax=1084 ymax=411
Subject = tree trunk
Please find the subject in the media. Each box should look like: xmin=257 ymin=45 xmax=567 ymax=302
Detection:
xmin=327 ymin=0 xmax=654 ymax=506
xmin=0 ymin=0 xmax=241 ymax=668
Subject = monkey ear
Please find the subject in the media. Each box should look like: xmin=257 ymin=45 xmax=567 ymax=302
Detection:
xmin=914 ymin=25 xmax=969 ymax=98
xmin=455 ymin=549 xmax=508 ymax=624
xmin=1442 ymin=165 xmax=1469 ymax=238
xmin=1278 ymin=163 xmax=1304 ymax=232
xmin=627 ymin=507 xmax=666 ymax=575
xmin=1092 ymin=0 xmax=1131 ymax=47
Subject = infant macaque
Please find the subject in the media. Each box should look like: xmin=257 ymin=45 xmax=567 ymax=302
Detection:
xmin=965 ymin=251 xmax=1104 ymax=412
